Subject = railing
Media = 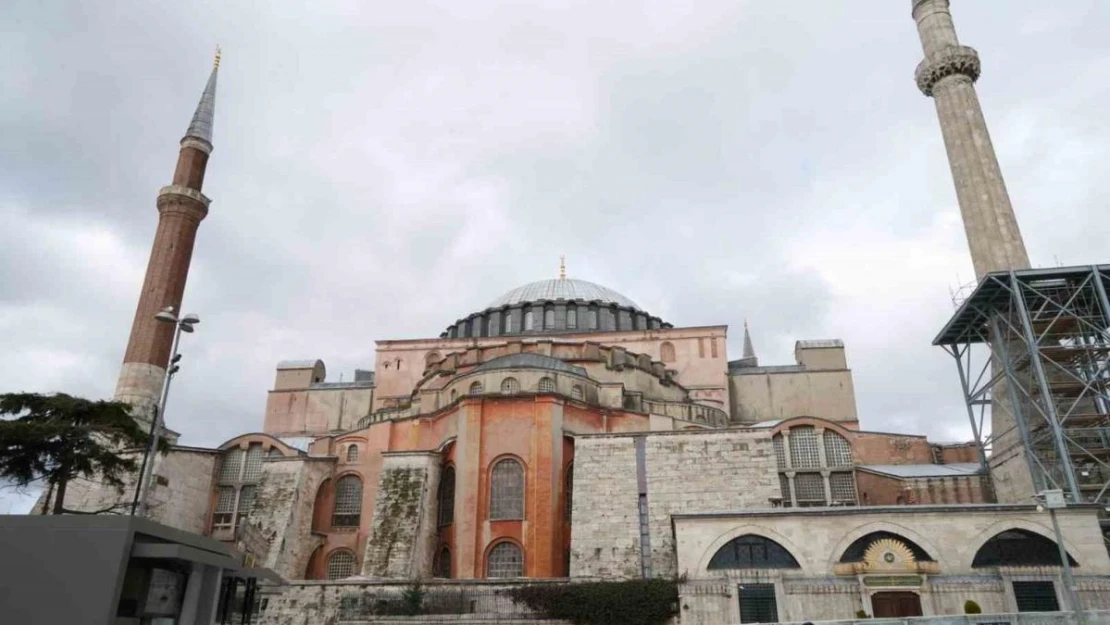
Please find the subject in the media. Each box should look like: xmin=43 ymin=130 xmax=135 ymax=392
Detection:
xmin=641 ymin=399 xmax=729 ymax=427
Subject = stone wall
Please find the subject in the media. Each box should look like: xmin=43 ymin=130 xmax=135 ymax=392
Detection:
xmin=41 ymin=446 xmax=216 ymax=534
xmin=570 ymin=429 xmax=779 ymax=579
xmin=362 ymin=452 xmax=440 ymax=578
xmin=250 ymin=456 xmax=333 ymax=579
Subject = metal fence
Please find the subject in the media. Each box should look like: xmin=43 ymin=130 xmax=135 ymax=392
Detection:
xmin=337 ymin=585 xmax=541 ymax=621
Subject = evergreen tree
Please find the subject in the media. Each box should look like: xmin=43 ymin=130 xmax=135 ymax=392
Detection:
xmin=0 ymin=393 xmax=152 ymax=514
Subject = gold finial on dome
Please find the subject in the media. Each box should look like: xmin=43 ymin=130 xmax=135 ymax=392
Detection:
xmin=214 ymin=45 xmax=222 ymax=69
xmin=559 ymin=255 xmax=566 ymax=280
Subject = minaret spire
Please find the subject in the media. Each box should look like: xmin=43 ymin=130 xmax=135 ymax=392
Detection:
xmin=911 ymin=0 xmax=1029 ymax=278
xmin=742 ymin=319 xmax=757 ymax=364
xmin=113 ymin=54 xmax=220 ymax=426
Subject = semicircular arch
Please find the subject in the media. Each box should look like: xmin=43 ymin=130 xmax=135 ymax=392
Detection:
xmin=963 ymin=517 xmax=1085 ymax=570
xmin=696 ymin=524 xmax=811 ymax=575
xmin=825 ymin=520 xmax=944 ymax=573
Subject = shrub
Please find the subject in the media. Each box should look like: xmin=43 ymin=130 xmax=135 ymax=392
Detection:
xmin=964 ymin=599 xmax=982 ymax=614
xmin=855 ymin=609 xmax=870 ymax=618
xmin=506 ymin=579 xmax=679 ymax=625
xmin=401 ymin=583 xmax=424 ymax=616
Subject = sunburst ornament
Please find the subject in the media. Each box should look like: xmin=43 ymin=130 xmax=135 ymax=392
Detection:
xmin=863 ymin=538 xmax=916 ymax=571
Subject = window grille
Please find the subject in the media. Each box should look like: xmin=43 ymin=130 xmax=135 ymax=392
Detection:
xmin=708 ymin=535 xmax=800 ymax=569
xmin=571 ymin=385 xmax=584 ymax=400
xmin=433 ymin=547 xmax=451 ymax=579
xmin=660 ymin=342 xmax=676 ymax=363
xmin=327 ymin=550 xmax=356 ymax=580
xmin=242 ymin=444 xmax=264 ymax=481
xmin=268 ymin=447 xmax=284 ymax=458
xmin=824 ymin=432 xmax=853 ymax=467
xmin=504 ymin=314 xmax=514 ymax=333
xmin=738 ymin=584 xmax=779 ymax=623
xmin=772 ymin=435 xmax=787 ymax=469
xmin=332 ymin=475 xmax=362 ymax=527
xmin=788 ymin=427 xmax=821 ymax=469
xmin=213 ymin=486 xmax=236 ymax=528
xmin=567 ymin=309 xmax=577 ymax=329
xmin=218 ymin=449 xmax=243 ymax=483
xmin=486 ymin=542 xmax=523 ymax=578
xmin=501 ymin=377 xmax=519 ymax=395
xmin=346 ymin=445 xmax=359 ymax=463
xmin=438 ymin=466 xmax=455 ymax=527
xmin=538 ymin=377 xmax=555 ymax=393
xmin=524 ymin=311 xmax=534 ymax=330
xmin=778 ymin=474 xmax=792 ymax=507
xmin=544 ymin=310 xmax=555 ymax=329
xmin=829 ymin=472 xmax=857 ymax=504
xmin=489 ymin=459 xmax=524 ymax=520
xmin=587 ymin=310 xmax=598 ymax=329
xmin=236 ymin=486 xmax=256 ymax=529
xmin=564 ymin=464 xmax=573 ymax=523
xmin=469 ymin=381 xmax=483 ymax=395
xmin=793 ymin=473 xmax=826 ymax=506
xmin=1013 ymin=581 xmax=1060 ymax=612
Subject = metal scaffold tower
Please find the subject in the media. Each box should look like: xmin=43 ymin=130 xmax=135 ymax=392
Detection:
xmin=934 ymin=265 xmax=1110 ymax=505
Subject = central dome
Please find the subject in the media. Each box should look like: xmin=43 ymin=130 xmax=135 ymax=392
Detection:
xmin=488 ymin=278 xmax=642 ymax=311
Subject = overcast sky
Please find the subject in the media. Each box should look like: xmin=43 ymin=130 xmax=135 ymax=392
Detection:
xmin=3 ymin=0 xmax=1109 ymax=512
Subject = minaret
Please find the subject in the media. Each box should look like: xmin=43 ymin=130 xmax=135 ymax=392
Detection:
xmin=113 ymin=50 xmax=220 ymax=423
xmin=741 ymin=320 xmax=757 ymax=365
xmin=911 ymin=0 xmax=1029 ymax=278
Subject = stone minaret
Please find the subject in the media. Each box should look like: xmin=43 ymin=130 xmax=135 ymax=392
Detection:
xmin=113 ymin=52 xmax=219 ymax=423
xmin=911 ymin=0 xmax=1029 ymax=278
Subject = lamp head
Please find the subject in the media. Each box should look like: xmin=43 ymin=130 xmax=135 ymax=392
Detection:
xmin=154 ymin=311 xmax=177 ymax=323
xmin=181 ymin=313 xmax=200 ymax=325
xmin=180 ymin=324 xmax=195 ymax=333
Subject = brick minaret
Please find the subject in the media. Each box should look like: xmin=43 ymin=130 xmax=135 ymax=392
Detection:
xmin=911 ymin=0 xmax=1030 ymax=278
xmin=114 ymin=52 xmax=219 ymax=423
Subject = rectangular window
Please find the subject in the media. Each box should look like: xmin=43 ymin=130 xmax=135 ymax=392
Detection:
xmin=587 ymin=310 xmax=598 ymax=329
xmin=524 ymin=311 xmax=534 ymax=331
xmin=738 ymin=584 xmax=778 ymax=623
xmin=235 ymin=486 xmax=256 ymax=530
xmin=778 ymin=474 xmax=792 ymax=507
xmin=793 ymin=473 xmax=827 ymax=506
xmin=213 ymin=486 xmax=236 ymax=528
xmin=504 ymin=314 xmax=514 ymax=333
xmin=829 ymin=472 xmax=857 ymax=505
xmin=710 ymin=338 xmax=718 ymax=358
xmin=218 ymin=450 xmax=243 ymax=484
xmin=544 ymin=309 xmax=555 ymax=329
xmin=567 ymin=308 xmax=577 ymax=329
xmin=698 ymin=338 xmax=705 ymax=358
xmin=242 ymin=444 xmax=264 ymax=482
xmin=788 ymin=428 xmax=821 ymax=469
xmin=1013 ymin=581 xmax=1059 ymax=612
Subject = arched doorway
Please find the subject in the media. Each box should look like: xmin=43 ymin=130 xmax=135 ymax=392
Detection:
xmin=835 ymin=532 xmax=937 ymax=618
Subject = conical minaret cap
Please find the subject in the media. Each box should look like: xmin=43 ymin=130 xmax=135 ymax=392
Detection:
xmin=184 ymin=48 xmax=220 ymax=146
xmin=742 ymin=319 xmax=757 ymax=363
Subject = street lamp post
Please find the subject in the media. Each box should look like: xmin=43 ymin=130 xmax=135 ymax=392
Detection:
xmin=131 ymin=306 xmax=199 ymax=518
xmin=1035 ymin=489 xmax=1082 ymax=617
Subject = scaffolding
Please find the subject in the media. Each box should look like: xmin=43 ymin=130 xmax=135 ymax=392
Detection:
xmin=934 ymin=265 xmax=1110 ymax=505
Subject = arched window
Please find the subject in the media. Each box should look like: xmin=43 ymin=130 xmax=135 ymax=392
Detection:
xmin=660 ymin=341 xmax=676 ymax=363
xmin=504 ymin=313 xmax=514 ymax=334
xmin=972 ymin=529 xmax=1078 ymax=567
xmin=524 ymin=311 xmax=534 ymax=331
xmin=469 ymin=381 xmax=484 ymax=395
xmin=332 ymin=475 xmax=362 ymax=527
xmin=708 ymin=535 xmax=801 ymax=569
xmin=587 ymin=309 xmax=598 ymax=330
xmin=564 ymin=463 xmax=573 ymax=524
xmin=327 ymin=550 xmax=356 ymax=580
xmin=538 ymin=377 xmax=555 ymax=393
xmin=824 ymin=431 xmax=853 ymax=467
xmin=501 ymin=377 xmax=519 ymax=395
xmin=490 ymin=458 xmax=524 ymax=520
xmin=438 ymin=466 xmax=456 ymax=527
xmin=488 ymin=317 xmax=497 ymax=336
xmin=544 ymin=309 xmax=555 ymax=329
xmin=772 ymin=435 xmax=787 ymax=469
xmin=425 ymin=351 xmax=441 ymax=368
xmin=433 ymin=547 xmax=452 ymax=579
xmin=571 ymin=385 xmax=584 ymax=401
xmin=346 ymin=445 xmax=359 ymax=463
xmin=472 ymin=318 xmax=482 ymax=337
xmin=567 ymin=308 xmax=577 ymax=329
xmin=487 ymin=541 xmax=524 ymax=578
xmin=788 ymin=426 xmax=820 ymax=468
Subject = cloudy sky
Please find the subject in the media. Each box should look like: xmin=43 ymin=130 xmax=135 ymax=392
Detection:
xmin=3 ymin=0 xmax=1109 ymax=511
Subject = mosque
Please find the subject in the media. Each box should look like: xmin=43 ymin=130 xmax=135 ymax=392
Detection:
xmin=39 ymin=1 xmax=1110 ymax=622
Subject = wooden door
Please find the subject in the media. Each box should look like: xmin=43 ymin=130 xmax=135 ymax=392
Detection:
xmin=871 ymin=591 xmax=923 ymax=617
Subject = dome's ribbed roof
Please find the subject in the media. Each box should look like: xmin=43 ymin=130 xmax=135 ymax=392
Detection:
xmin=487 ymin=279 xmax=641 ymax=311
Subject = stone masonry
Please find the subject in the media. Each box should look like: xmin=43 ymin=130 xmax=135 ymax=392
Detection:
xmin=568 ymin=435 xmax=641 ymax=579
xmin=251 ymin=456 xmax=333 ymax=580
xmin=361 ymin=452 xmax=441 ymax=578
